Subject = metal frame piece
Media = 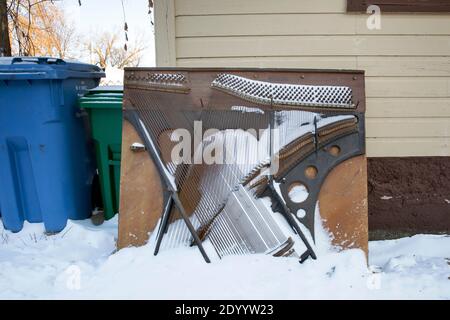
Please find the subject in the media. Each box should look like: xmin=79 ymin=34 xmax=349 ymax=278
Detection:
xmin=270 ymin=122 xmax=364 ymax=242
xmin=122 ymin=68 xmax=366 ymax=264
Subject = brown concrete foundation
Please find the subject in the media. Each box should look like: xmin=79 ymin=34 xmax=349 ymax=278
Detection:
xmin=368 ymin=157 xmax=450 ymax=239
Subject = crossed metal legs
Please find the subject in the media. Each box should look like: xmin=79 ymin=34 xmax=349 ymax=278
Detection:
xmin=153 ymin=192 xmax=211 ymax=263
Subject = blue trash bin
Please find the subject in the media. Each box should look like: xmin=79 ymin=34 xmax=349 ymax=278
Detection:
xmin=0 ymin=57 xmax=105 ymax=232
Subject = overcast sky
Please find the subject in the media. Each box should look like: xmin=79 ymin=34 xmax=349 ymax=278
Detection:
xmin=59 ymin=0 xmax=156 ymax=66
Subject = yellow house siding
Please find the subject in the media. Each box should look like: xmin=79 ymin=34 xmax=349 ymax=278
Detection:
xmin=155 ymin=0 xmax=450 ymax=157
xmin=154 ymin=0 xmax=176 ymax=66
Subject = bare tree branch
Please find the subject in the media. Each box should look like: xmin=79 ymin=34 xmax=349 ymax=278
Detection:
xmin=6 ymin=0 xmax=76 ymax=57
xmin=86 ymin=30 xmax=146 ymax=69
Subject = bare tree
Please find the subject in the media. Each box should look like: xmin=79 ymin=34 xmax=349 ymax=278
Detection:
xmin=6 ymin=0 xmax=78 ymax=58
xmin=87 ymin=31 xmax=146 ymax=69
xmin=32 ymin=3 xmax=78 ymax=58
xmin=1 ymin=0 xmax=151 ymax=61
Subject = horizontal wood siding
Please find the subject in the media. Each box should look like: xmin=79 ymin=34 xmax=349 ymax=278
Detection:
xmin=176 ymin=36 xmax=450 ymax=57
xmin=156 ymin=0 xmax=450 ymax=157
xmin=176 ymin=14 xmax=450 ymax=36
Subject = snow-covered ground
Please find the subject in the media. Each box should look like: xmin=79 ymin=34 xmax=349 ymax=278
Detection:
xmin=0 ymin=217 xmax=449 ymax=299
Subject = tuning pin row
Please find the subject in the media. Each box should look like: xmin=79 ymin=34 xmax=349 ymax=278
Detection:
xmin=212 ymin=73 xmax=354 ymax=108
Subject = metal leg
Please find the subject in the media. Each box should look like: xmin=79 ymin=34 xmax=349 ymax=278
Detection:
xmin=282 ymin=210 xmax=317 ymax=262
xmin=126 ymin=111 xmax=211 ymax=263
xmin=267 ymin=110 xmax=316 ymax=262
xmin=153 ymin=195 xmax=173 ymax=256
xmin=268 ymin=183 xmax=317 ymax=262
xmin=171 ymin=193 xmax=211 ymax=263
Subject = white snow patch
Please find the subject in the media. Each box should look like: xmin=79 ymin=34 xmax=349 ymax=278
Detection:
xmin=296 ymin=209 xmax=306 ymax=219
xmin=380 ymin=196 xmax=393 ymax=200
xmin=288 ymin=183 xmax=309 ymax=203
xmin=317 ymin=115 xmax=354 ymax=128
xmin=0 ymin=216 xmax=449 ymax=299
xmin=231 ymin=106 xmax=264 ymax=114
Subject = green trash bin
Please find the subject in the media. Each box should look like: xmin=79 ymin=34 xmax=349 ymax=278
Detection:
xmin=79 ymin=88 xmax=123 ymax=220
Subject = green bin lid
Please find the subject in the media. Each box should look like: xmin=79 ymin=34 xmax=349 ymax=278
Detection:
xmin=79 ymin=90 xmax=123 ymax=109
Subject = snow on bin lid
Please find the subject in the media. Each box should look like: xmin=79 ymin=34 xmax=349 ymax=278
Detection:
xmin=0 ymin=57 xmax=105 ymax=80
xmin=90 ymin=85 xmax=124 ymax=92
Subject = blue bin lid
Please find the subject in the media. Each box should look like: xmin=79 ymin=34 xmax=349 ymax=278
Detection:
xmin=0 ymin=57 xmax=105 ymax=80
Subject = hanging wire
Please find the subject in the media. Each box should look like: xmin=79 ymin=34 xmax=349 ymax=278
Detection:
xmin=148 ymin=0 xmax=153 ymax=14
xmin=147 ymin=0 xmax=154 ymax=29
xmin=120 ymin=0 xmax=128 ymax=51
